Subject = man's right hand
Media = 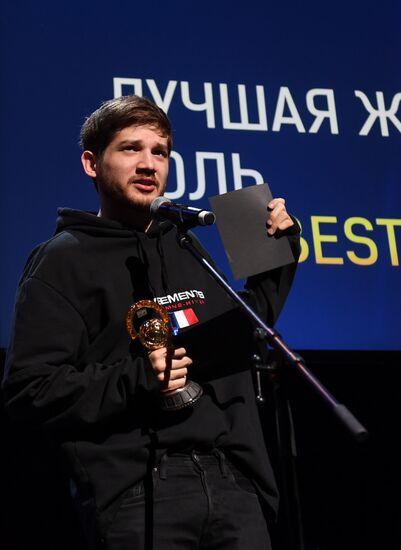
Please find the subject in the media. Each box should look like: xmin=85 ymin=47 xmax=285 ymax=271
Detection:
xmin=148 ymin=347 xmax=192 ymax=393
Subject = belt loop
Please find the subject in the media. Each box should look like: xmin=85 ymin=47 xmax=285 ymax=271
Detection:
xmin=159 ymin=453 xmax=168 ymax=480
xmin=213 ymin=448 xmax=228 ymax=478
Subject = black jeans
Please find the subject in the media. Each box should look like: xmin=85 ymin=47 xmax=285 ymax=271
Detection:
xmin=103 ymin=450 xmax=272 ymax=550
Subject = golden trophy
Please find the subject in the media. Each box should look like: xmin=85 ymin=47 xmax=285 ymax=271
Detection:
xmin=126 ymin=300 xmax=203 ymax=411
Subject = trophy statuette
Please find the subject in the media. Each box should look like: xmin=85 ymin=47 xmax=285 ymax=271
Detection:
xmin=126 ymin=300 xmax=203 ymax=411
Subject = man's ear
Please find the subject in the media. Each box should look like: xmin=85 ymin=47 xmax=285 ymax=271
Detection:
xmin=81 ymin=150 xmax=97 ymax=178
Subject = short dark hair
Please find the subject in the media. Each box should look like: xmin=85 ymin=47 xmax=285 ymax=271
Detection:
xmin=80 ymin=95 xmax=173 ymax=156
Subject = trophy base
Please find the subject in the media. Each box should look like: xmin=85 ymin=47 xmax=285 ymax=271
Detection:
xmin=161 ymin=380 xmax=203 ymax=412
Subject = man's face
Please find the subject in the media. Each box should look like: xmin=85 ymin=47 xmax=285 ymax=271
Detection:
xmin=84 ymin=124 xmax=170 ymax=221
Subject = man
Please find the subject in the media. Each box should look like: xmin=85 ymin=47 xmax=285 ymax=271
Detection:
xmin=3 ymin=95 xmax=300 ymax=549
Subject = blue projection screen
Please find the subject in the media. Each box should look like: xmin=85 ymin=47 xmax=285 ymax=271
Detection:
xmin=1 ymin=1 xmax=400 ymax=350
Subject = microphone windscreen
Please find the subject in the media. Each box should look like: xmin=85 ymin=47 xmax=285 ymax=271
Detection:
xmin=150 ymin=196 xmax=169 ymax=217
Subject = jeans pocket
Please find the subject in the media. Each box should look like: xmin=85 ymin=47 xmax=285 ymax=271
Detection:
xmin=119 ymin=479 xmax=145 ymax=508
xmin=227 ymin=464 xmax=258 ymax=497
xmin=105 ymin=479 xmax=149 ymax=543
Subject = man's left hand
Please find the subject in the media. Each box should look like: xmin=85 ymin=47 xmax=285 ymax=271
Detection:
xmin=266 ymin=198 xmax=294 ymax=236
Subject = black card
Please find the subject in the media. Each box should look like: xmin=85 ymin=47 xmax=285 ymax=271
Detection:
xmin=209 ymin=184 xmax=295 ymax=280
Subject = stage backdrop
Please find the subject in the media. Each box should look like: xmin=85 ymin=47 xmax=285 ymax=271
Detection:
xmin=1 ymin=1 xmax=400 ymax=350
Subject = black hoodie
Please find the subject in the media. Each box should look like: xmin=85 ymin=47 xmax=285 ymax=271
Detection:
xmin=3 ymin=208 xmax=300 ymax=541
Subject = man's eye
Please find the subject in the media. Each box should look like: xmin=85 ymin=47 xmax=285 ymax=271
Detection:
xmin=154 ymin=149 xmax=168 ymax=157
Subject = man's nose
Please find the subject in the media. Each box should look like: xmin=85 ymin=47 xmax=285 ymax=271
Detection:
xmin=136 ymin=150 xmax=156 ymax=172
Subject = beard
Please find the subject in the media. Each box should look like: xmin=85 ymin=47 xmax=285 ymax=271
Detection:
xmin=96 ymin=174 xmax=166 ymax=228
xmin=102 ymin=181 xmax=154 ymax=211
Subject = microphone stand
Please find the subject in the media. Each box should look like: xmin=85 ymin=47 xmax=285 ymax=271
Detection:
xmin=175 ymin=224 xmax=369 ymax=550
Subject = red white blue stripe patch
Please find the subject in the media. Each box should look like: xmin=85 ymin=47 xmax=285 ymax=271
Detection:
xmin=170 ymin=308 xmax=199 ymax=329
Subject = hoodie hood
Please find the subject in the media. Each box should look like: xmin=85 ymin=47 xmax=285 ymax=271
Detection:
xmin=55 ymin=207 xmax=174 ymax=239
xmin=55 ymin=208 xmax=176 ymax=294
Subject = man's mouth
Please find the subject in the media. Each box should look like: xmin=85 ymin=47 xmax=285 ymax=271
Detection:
xmin=132 ymin=178 xmax=157 ymax=192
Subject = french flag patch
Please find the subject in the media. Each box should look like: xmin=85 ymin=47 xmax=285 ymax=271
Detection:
xmin=169 ymin=308 xmax=199 ymax=332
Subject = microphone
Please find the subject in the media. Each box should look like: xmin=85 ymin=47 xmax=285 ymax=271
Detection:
xmin=150 ymin=197 xmax=216 ymax=227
